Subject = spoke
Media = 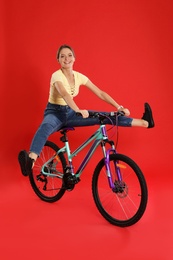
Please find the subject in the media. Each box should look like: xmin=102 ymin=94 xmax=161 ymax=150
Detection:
xmin=29 ymin=142 xmax=66 ymax=201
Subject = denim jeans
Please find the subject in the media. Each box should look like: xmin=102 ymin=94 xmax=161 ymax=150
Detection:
xmin=30 ymin=102 xmax=133 ymax=156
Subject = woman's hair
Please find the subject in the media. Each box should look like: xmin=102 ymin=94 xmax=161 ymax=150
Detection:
xmin=56 ymin=44 xmax=75 ymax=60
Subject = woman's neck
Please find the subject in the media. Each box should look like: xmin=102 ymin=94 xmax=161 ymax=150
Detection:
xmin=61 ymin=67 xmax=73 ymax=77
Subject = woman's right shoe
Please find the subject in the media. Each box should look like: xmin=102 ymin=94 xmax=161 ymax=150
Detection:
xmin=18 ymin=150 xmax=33 ymax=176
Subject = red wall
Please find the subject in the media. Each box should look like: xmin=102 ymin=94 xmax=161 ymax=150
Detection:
xmin=1 ymin=0 xmax=173 ymax=180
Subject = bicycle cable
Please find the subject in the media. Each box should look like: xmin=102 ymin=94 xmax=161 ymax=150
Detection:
xmin=107 ymin=115 xmax=120 ymax=149
xmin=99 ymin=112 xmax=120 ymax=149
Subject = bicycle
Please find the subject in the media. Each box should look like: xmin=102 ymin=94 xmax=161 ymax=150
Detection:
xmin=29 ymin=111 xmax=148 ymax=227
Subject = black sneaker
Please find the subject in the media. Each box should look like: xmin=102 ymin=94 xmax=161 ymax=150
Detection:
xmin=142 ymin=103 xmax=155 ymax=128
xmin=18 ymin=150 xmax=34 ymax=176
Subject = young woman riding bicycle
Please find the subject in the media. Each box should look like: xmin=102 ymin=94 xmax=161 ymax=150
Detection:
xmin=18 ymin=44 xmax=155 ymax=176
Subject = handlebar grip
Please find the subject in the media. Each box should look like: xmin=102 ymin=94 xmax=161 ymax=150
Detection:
xmin=76 ymin=112 xmax=82 ymax=117
xmin=76 ymin=111 xmax=99 ymax=118
xmin=88 ymin=111 xmax=99 ymax=117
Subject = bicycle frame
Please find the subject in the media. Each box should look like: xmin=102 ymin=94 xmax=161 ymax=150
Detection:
xmin=42 ymin=124 xmax=122 ymax=188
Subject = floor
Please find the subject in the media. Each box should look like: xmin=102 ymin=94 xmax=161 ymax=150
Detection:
xmin=1 ymin=159 xmax=172 ymax=260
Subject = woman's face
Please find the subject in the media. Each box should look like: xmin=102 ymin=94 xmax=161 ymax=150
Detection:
xmin=58 ymin=48 xmax=75 ymax=69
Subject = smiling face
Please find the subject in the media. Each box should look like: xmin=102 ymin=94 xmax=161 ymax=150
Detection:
xmin=58 ymin=48 xmax=75 ymax=69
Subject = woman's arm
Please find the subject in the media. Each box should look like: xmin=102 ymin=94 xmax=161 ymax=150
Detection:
xmin=85 ymin=80 xmax=130 ymax=116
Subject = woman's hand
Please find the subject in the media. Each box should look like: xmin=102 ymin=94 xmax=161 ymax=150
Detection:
xmin=77 ymin=109 xmax=89 ymax=118
xmin=119 ymin=107 xmax=130 ymax=116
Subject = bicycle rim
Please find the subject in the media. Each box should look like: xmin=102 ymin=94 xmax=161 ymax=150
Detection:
xmin=29 ymin=141 xmax=67 ymax=202
xmin=92 ymin=154 xmax=148 ymax=227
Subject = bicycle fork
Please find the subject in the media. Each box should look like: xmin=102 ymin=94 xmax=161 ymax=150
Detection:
xmin=102 ymin=142 xmax=122 ymax=189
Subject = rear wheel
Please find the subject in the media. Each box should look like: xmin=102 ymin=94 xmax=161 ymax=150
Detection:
xmin=92 ymin=154 xmax=148 ymax=227
xmin=29 ymin=141 xmax=67 ymax=202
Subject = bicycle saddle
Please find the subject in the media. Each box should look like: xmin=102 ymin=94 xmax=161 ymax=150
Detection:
xmin=60 ymin=127 xmax=75 ymax=134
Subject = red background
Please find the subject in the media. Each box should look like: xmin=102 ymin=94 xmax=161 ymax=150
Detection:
xmin=1 ymin=0 xmax=173 ymax=259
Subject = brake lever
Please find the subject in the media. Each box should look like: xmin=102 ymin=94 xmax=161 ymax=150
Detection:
xmin=117 ymin=111 xmax=125 ymax=116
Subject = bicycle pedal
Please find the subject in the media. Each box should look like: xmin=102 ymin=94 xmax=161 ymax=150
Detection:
xmin=63 ymin=173 xmax=80 ymax=190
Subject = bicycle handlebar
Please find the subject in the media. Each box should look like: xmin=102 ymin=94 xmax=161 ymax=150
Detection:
xmin=76 ymin=110 xmax=125 ymax=118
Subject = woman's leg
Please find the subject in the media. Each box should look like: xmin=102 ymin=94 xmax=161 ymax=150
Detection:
xmin=67 ymin=102 xmax=154 ymax=128
xmin=117 ymin=103 xmax=154 ymax=128
xmin=29 ymin=115 xmax=63 ymax=156
xmin=28 ymin=102 xmax=66 ymax=154
xmin=28 ymin=122 xmax=56 ymax=166
xmin=18 ymin=113 xmax=64 ymax=175
xmin=28 ymin=119 xmax=61 ymax=162
xmin=131 ymin=118 xmax=148 ymax=127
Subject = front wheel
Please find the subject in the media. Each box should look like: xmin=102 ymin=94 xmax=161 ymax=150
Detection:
xmin=92 ymin=154 xmax=148 ymax=227
xmin=29 ymin=141 xmax=67 ymax=203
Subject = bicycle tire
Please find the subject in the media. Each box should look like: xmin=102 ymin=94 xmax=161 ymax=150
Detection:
xmin=92 ymin=153 xmax=148 ymax=227
xmin=29 ymin=141 xmax=67 ymax=203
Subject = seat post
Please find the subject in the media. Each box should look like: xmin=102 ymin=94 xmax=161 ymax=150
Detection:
xmin=60 ymin=127 xmax=75 ymax=143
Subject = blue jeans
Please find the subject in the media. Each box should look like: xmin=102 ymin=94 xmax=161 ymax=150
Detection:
xmin=30 ymin=103 xmax=133 ymax=155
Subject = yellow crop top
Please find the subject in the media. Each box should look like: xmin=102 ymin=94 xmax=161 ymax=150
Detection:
xmin=48 ymin=69 xmax=88 ymax=105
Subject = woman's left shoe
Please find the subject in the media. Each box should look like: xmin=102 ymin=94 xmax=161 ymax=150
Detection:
xmin=142 ymin=103 xmax=155 ymax=128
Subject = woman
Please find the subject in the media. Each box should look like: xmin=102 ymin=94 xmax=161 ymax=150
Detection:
xmin=18 ymin=44 xmax=154 ymax=176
